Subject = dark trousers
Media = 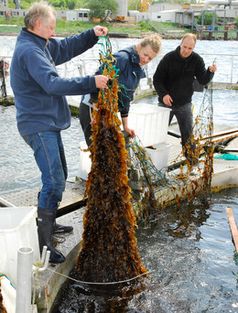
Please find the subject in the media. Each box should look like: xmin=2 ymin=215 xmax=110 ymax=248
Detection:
xmin=160 ymin=102 xmax=194 ymax=159
xmin=79 ymin=100 xmax=93 ymax=147
xmin=169 ymin=102 xmax=193 ymax=147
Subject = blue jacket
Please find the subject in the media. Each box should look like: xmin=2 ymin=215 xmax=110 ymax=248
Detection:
xmin=114 ymin=46 xmax=146 ymax=117
xmin=10 ymin=28 xmax=99 ymax=136
xmin=88 ymin=46 xmax=146 ymax=118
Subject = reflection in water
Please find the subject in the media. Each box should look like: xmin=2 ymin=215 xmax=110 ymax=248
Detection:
xmin=52 ymin=189 xmax=238 ymax=313
xmin=157 ymin=199 xmax=211 ymax=239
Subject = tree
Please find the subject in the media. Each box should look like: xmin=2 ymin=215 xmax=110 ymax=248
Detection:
xmin=128 ymin=0 xmax=140 ymax=11
xmin=49 ymin=0 xmax=66 ymax=9
xmin=86 ymin=0 xmax=118 ymax=20
xmin=197 ymin=11 xmax=217 ymax=26
xmin=66 ymin=0 xmax=76 ymax=9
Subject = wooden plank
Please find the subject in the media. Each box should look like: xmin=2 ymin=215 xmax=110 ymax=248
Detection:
xmin=226 ymin=207 xmax=238 ymax=252
xmin=56 ymin=198 xmax=86 ymax=217
xmin=223 ymin=148 xmax=238 ymax=153
xmin=168 ymin=128 xmax=238 ymax=143
xmin=208 ymin=82 xmax=238 ymax=90
xmin=201 ymin=128 xmax=238 ymax=140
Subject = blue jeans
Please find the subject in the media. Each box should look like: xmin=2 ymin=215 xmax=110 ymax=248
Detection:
xmin=23 ymin=131 xmax=68 ymax=211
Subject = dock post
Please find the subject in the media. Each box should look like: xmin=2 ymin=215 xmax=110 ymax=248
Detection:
xmin=15 ymin=247 xmax=33 ymax=313
xmin=224 ymin=31 xmax=228 ymax=40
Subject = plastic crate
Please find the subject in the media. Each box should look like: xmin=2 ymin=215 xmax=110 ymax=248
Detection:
xmin=128 ymin=104 xmax=171 ymax=147
xmin=146 ymin=143 xmax=172 ymax=170
xmin=0 ymin=206 xmax=39 ymax=285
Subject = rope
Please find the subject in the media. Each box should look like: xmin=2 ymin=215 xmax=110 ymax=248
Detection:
xmin=45 ymin=267 xmax=153 ymax=286
xmin=0 ymin=274 xmax=16 ymax=289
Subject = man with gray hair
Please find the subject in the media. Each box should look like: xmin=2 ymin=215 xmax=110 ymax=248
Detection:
xmin=10 ymin=1 xmax=108 ymax=263
xmin=153 ymin=33 xmax=217 ymax=164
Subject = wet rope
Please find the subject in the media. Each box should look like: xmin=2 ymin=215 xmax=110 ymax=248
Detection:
xmin=45 ymin=267 xmax=153 ymax=286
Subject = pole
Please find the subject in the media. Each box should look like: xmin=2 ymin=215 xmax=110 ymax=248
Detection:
xmin=226 ymin=207 xmax=238 ymax=252
xmin=15 ymin=247 xmax=33 ymax=313
xmin=0 ymin=60 xmax=7 ymax=98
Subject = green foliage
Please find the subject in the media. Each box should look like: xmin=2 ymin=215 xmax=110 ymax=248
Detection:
xmin=139 ymin=20 xmax=154 ymax=32
xmin=55 ymin=19 xmax=95 ymax=34
xmin=16 ymin=0 xmax=28 ymax=9
xmin=7 ymin=0 xmax=16 ymax=8
xmin=128 ymin=0 xmax=140 ymax=10
xmin=86 ymin=0 xmax=118 ymax=20
xmin=11 ymin=0 xmax=88 ymax=10
xmin=0 ymin=16 xmax=24 ymax=25
xmin=235 ymin=17 xmax=238 ymax=28
xmin=197 ymin=12 xmax=217 ymax=26
xmin=66 ymin=0 xmax=76 ymax=10
xmin=50 ymin=0 xmax=66 ymax=9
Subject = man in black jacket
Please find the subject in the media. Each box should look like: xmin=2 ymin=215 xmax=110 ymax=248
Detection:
xmin=153 ymin=33 xmax=217 ymax=163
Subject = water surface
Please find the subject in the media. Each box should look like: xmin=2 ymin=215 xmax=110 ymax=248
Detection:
xmin=52 ymin=189 xmax=238 ymax=313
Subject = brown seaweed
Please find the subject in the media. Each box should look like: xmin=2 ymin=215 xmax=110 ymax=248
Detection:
xmin=76 ymin=44 xmax=147 ymax=283
xmin=0 ymin=281 xmax=7 ymax=313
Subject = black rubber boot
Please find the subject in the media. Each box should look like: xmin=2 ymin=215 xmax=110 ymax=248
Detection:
xmin=37 ymin=210 xmax=65 ymax=264
xmin=54 ymin=222 xmax=73 ymax=234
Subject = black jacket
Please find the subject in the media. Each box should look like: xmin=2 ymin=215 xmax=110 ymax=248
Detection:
xmin=153 ymin=46 xmax=214 ymax=107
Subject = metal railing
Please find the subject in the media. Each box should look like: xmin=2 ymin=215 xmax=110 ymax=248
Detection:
xmin=1 ymin=52 xmax=238 ymax=99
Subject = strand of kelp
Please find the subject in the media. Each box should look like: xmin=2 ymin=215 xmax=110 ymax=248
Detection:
xmin=0 ymin=281 xmax=7 ymax=313
xmin=76 ymin=36 xmax=147 ymax=282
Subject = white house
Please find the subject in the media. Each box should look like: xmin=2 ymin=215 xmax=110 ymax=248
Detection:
xmin=66 ymin=8 xmax=90 ymax=21
xmin=150 ymin=10 xmax=177 ymax=22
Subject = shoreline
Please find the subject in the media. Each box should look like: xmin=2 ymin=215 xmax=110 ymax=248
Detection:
xmin=0 ymin=31 xmax=237 ymax=41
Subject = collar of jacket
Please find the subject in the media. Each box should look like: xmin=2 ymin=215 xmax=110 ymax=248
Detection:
xmin=175 ymin=46 xmax=194 ymax=62
xmin=120 ymin=46 xmax=140 ymax=65
xmin=21 ymin=27 xmax=48 ymax=49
